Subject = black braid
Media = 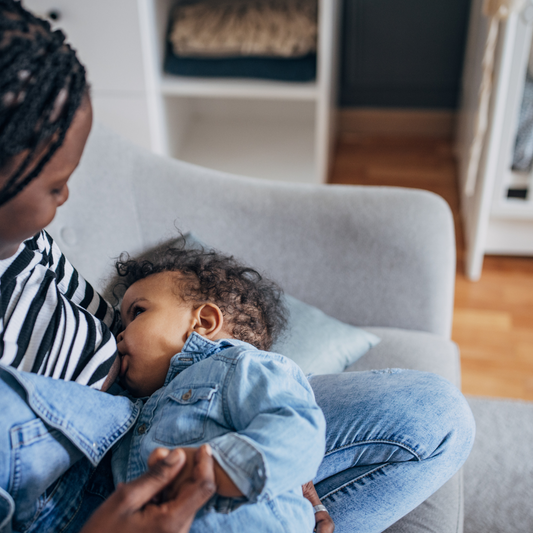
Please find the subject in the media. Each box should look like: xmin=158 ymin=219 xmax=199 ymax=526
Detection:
xmin=0 ymin=0 xmax=87 ymax=207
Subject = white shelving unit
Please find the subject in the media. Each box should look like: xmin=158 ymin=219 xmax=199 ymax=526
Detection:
xmin=456 ymin=0 xmax=533 ymax=280
xmin=138 ymin=0 xmax=341 ymax=184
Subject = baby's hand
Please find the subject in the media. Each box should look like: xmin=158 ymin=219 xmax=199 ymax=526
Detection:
xmin=302 ymin=481 xmax=335 ymax=533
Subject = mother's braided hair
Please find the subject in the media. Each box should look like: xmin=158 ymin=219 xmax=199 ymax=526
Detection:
xmin=0 ymin=0 xmax=87 ymax=207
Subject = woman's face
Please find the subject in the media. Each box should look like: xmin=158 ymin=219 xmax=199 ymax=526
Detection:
xmin=0 ymin=96 xmax=93 ymax=259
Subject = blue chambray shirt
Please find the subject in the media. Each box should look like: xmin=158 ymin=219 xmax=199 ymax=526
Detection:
xmin=112 ymin=332 xmax=326 ymax=532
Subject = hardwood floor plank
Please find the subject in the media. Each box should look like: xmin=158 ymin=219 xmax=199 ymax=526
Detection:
xmin=453 ymin=309 xmax=512 ymax=331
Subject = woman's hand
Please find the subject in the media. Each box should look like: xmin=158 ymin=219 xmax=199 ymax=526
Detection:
xmin=160 ymin=447 xmax=244 ymax=501
xmin=302 ymin=480 xmax=335 ymax=533
xmin=80 ymin=445 xmax=216 ymax=533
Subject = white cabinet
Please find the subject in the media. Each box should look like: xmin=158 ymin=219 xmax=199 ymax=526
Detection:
xmin=23 ymin=0 xmax=152 ymax=150
xmin=456 ymin=0 xmax=533 ymax=279
xmin=24 ymin=0 xmax=340 ymax=184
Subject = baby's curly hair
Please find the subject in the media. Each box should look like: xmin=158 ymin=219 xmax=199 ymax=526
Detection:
xmin=115 ymin=244 xmax=288 ymax=351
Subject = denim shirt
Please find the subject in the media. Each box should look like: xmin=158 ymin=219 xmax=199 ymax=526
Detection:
xmin=112 ymin=333 xmax=326 ymax=532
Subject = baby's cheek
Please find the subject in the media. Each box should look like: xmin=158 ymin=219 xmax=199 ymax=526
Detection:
xmin=140 ymin=366 xmax=169 ymax=396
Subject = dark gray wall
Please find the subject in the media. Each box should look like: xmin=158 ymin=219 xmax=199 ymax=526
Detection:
xmin=339 ymin=0 xmax=471 ymax=109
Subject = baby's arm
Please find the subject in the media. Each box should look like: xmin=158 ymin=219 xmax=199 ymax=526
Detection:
xmin=208 ymin=352 xmax=326 ymax=502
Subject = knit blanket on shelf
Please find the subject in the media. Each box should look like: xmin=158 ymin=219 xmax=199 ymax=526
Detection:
xmin=169 ymin=0 xmax=318 ymax=58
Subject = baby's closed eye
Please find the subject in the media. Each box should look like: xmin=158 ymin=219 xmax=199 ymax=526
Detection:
xmin=131 ymin=305 xmax=145 ymax=319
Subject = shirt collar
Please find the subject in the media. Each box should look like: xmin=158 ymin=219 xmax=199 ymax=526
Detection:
xmin=165 ymin=332 xmax=243 ymax=383
xmin=182 ymin=331 xmax=240 ymax=356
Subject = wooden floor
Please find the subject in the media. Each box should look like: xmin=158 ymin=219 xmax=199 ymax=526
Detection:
xmin=329 ymin=135 xmax=533 ymax=401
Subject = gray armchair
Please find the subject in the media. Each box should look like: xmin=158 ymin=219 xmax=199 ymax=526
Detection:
xmin=48 ymin=123 xmax=464 ymax=533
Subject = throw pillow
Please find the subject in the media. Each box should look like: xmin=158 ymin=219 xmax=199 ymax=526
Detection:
xmin=271 ymin=294 xmax=380 ymax=375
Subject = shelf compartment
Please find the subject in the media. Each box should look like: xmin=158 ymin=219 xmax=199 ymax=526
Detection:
xmin=164 ymin=97 xmax=317 ymax=183
xmin=139 ymin=0 xmax=340 ymax=183
xmin=485 ymin=217 xmax=533 ymax=254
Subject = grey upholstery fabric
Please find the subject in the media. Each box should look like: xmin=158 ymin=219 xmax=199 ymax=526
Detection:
xmin=464 ymin=397 xmax=533 ymax=533
xmin=48 ymin=123 xmax=456 ymax=337
xmin=348 ymin=328 xmax=461 ymax=387
xmin=46 ymin=122 xmax=462 ymax=533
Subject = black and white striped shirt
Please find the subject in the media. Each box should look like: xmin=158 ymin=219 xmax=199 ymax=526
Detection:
xmin=0 ymin=231 xmax=119 ymax=389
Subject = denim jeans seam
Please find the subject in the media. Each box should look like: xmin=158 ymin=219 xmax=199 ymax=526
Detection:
xmin=57 ymin=473 xmax=104 ymax=533
xmin=57 ymin=495 xmax=83 ymax=533
xmin=319 ymin=464 xmax=388 ymax=500
xmin=16 ymin=473 xmax=62 ymax=533
xmin=325 ymin=439 xmax=422 ymax=461
xmin=49 ymin=463 xmax=101 ymax=533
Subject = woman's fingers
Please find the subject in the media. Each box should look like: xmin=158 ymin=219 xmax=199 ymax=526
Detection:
xmin=81 ymin=445 xmax=214 ymax=533
xmin=147 ymin=447 xmax=171 ymax=468
xmin=116 ymin=448 xmax=187 ymax=512
xmin=166 ymin=445 xmax=217 ymax=516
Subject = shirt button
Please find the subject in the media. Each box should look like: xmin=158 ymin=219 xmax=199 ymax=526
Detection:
xmin=182 ymin=389 xmax=192 ymax=400
xmin=137 ymin=423 xmax=147 ymax=435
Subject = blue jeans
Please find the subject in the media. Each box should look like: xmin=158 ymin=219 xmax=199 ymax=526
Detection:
xmin=0 ymin=368 xmax=475 ymax=533
xmin=310 ymin=370 xmax=475 ymax=532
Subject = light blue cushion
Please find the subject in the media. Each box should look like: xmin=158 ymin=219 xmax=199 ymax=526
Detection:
xmin=271 ymin=295 xmax=380 ymax=375
xmin=182 ymin=232 xmax=380 ymax=374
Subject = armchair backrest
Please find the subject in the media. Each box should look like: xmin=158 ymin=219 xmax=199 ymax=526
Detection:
xmin=48 ymin=123 xmax=456 ymax=337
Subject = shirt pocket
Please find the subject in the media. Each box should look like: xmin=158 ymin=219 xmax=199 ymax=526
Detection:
xmin=154 ymin=384 xmax=218 ymax=446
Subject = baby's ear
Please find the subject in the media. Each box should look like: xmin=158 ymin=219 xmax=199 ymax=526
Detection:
xmin=193 ymin=303 xmax=224 ymax=339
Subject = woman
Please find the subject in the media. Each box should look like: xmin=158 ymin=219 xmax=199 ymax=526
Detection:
xmin=0 ymin=2 xmax=475 ymax=532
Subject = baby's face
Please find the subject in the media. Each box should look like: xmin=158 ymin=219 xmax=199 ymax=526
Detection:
xmin=118 ymin=272 xmax=196 ymax=397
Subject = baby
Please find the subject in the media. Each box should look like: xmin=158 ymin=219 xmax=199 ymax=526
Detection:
xmin=110 ymin=245 xmax=326 ymax=532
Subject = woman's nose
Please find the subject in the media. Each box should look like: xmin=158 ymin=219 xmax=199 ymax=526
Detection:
xmin=116 ymin=331 xmax=124 ymax=344
xmin=57 ymin=184 xmax=69 ymax=207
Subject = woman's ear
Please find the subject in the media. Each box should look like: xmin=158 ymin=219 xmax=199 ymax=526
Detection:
xmin=191 ymin=303 xmax=224 ymax=339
